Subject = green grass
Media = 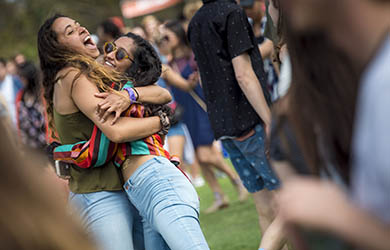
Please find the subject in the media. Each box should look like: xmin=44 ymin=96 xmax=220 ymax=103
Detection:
xmin=196 ymin=177 xmax=261 ymax=250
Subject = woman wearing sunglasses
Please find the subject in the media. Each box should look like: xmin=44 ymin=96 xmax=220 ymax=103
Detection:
xmin=52 ymin=31 xmax=210 ymax=250
xmin=38 ymin=14 xmax=173 ymax=250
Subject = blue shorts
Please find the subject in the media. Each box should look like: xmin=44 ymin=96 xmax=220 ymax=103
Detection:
xmin=167 ymin=122 xmax=186 ymax=137
xmin=222 ymin=124 xmax=280 ymax=193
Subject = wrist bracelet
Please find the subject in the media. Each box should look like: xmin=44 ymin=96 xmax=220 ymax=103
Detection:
xmin=132 ymin=87 xmax=139 ymax=101
xmin=124 ymin=87 xmax=137 ymax=104
xmin=157 ymin=110 xmax=170 ymax=136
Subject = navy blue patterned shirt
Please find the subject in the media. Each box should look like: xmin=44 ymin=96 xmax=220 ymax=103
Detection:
xmin=188 ymin=0 xmax=270 ymax=139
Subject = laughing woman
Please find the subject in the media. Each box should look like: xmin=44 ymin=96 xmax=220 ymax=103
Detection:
xmin=38 ymin=14 xmax=172 ymax=250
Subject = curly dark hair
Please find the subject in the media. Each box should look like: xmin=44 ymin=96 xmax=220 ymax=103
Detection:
xmin=123 ymin=32 xmax=162 ymax=87
xmin=120 ymin=32 xmax=172 ymax=121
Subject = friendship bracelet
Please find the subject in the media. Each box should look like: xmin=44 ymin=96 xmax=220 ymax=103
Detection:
xmin=123 ymin=87 xmax=137 ymax=104
xmin=132 ymin=87 xmax=140 ymax=101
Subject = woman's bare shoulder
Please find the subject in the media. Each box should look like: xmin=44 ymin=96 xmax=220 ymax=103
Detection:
xmin=56 ymin=67 xmax=82 ymax=85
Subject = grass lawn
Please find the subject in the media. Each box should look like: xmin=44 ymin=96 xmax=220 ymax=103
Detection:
xmin=196 ymin=177 xmax=261 ymax=250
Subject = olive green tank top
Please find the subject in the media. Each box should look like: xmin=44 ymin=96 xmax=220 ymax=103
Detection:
xmin=53 ymin=109 xmax=123 ymax=193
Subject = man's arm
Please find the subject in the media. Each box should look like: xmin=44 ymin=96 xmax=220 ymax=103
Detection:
xmin=232 ymin=53 xmax=271 ymax=135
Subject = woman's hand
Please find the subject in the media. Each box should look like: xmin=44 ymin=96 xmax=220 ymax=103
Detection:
xmin=94 ymin=90 xmax=131 ymax=125
xmin=188 ymin=71 xmax=199 ymax=89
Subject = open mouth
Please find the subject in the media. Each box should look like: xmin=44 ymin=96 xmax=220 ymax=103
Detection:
xmin=83 ymin=35 xmax=96 ymax=49
xmin=104 ymin=60 xmax=115 ymax=68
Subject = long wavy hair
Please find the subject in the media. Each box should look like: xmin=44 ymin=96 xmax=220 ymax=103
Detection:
xmin=286 ymin=29 xmax=360 ymax=183
xmin=163 ymin=20 xmax=192 ymax=59
xmin=37 ymin=14 xmax=124 ymax=138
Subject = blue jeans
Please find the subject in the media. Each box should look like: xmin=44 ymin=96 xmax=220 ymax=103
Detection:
xmin=222 ymin=124 xmax=280 ymax=193
xmin=124 ymin=156 xmax=209 ymax=250
xmin=69 ymin=191 xmax=144 ymax=250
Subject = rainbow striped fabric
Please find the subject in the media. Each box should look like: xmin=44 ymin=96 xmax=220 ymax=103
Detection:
xmin=53 ymin=82 xmax=170 ymax=168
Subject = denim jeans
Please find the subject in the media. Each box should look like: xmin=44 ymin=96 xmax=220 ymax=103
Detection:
xmin=69 ymin=190 xmax=144 ymax=250
xmin=124 ymin=156 xmax=209 ymax=250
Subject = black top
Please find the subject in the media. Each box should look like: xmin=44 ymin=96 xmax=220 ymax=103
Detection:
xmin=189 ymin=0 xmax=270 ymax=139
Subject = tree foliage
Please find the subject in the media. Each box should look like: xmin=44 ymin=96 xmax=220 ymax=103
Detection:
xmin=0 ymin=0 xmax=122 ymax=61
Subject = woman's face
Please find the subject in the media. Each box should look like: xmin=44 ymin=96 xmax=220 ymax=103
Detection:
xmin=160 ymin=27 xmax=179 ymax=51
xmin=52 ymin=17 xmax=99 ymax=59
xmin=103 ymin=37 xmax=134 ymax=73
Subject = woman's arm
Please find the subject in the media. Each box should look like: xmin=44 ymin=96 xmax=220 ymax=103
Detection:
xmin=278 ymin=177 xmax=390 ymax=250
xmin=135 ymin=85 xmax=172 ymax=104
xmin=66 ymin=71 xmax=162 ymax=143
xmin=161 ymin=64 xmax=198 ymax=91
xmin=259 ymin=39 xmax=274 ymax=59
xmin=95 ymin=84 xmax=172 ymax=124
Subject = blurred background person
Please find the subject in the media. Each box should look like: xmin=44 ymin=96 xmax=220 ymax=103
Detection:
xmin=161 ymin=19 xmax=248 ymax=213
xmin=142 ymin=15 xmax=162 ymax=46
xmin=181 ymin=0 xmax=203 ymax=32
xmin=275 ymin=0 xmax=390 ymax=250
xmin=96 ymin=18 xmax=123 ymax=52
xmin=0 ymin=114 xmax=96 ymax=250
xmin=240 ymin=0 xmax=279 ymax=101
xmin=131 ymin=25 xmax=148 ymax=40
xmin=15 ymin=61 xmax=47 ymax=152
xmin=0 ymin=58 xmax=21 ymax=126
xmin=14 ymin=53 xmax=26 ymax=66
xmin=159 ymin=64 xmax=205 ymax=187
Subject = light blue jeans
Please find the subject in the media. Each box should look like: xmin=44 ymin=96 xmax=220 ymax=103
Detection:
xmin=124 ymin=156 xmax=209 ymax=250
xmin=69 ymin=190 xmax=144 ymax=250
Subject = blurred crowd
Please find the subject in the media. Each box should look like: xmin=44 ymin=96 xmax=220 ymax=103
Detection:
xmin=0 ymin=0 xmax=389 ymax=250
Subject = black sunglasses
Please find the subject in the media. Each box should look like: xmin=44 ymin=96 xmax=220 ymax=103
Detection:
xmin=103 ymin=42 xmax=135 ymax=63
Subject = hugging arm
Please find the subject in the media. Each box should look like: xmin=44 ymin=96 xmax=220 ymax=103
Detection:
xmin=69 ymin=71 xmax=161 ymax=143
xmin=95 ymin=84 xmax=172 ymax=124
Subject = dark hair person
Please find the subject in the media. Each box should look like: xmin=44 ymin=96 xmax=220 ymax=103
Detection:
xmin=37 ymin=14 xmax=171 ymax=250
xmin=15 ymin=61 xmax=47 ymax=150
xmin=276 ymin=0 xmax=390 ymax=249
xmin=53 ymin=31 xmax=210 ymax=250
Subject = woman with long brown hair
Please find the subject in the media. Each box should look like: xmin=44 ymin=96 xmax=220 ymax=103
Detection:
xmin=275 ymin=0 xmax=390 ymax=249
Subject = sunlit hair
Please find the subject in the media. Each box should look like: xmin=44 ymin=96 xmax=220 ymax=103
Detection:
xmin=37 ymin=14 xmax=125 ymax=139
